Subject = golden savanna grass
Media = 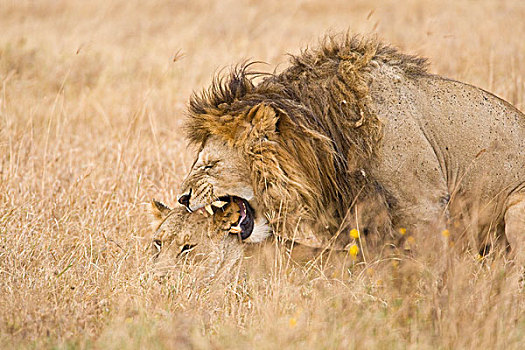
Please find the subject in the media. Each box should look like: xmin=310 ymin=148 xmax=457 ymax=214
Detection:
xmin=1 ymin=0 xmax=525 ymax=348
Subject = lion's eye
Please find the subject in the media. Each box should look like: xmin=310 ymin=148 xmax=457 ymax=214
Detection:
xmin=201 ymin=161 xmax=219 ymax=170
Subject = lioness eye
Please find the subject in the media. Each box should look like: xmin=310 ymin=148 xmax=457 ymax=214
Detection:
xmin=153 ymin=239 xmax=162 ymax=252
xmin=180 ymin=244 xmax=196 ymax=253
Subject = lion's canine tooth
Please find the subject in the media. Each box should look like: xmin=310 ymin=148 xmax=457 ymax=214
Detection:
xmin=211 ymin=200 xmax=228 ymax=208
xmin=229 ymin=226 xmax=242 ymax=234
xmin=205 ymin=204 xmax=214 ymax=215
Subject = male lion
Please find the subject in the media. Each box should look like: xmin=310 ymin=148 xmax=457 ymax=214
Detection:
xmin=173 ymin=34 xmax=525 ymax=263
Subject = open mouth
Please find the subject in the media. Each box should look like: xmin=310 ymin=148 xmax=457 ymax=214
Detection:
xmin=194 ymin=196 xmax=255 ymax=240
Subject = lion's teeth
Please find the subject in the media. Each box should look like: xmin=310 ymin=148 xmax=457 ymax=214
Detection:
xmin=205 ymin=204 xmax=214 ymax=215
xmin=230 ymin=226 xmax=242 ymax=234
xmin=196 ymin=207 xmax=209 ymax=217
xmin=211 ymin=200 xmax=228 ymax=208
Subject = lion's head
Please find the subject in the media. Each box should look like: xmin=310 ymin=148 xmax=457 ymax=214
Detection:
xmin=180 ymin=98 xmax=345 ymax=247
xmin=177 ymin=136 xmax=270 ymax=243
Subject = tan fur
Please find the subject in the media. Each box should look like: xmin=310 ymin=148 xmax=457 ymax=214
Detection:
xmin=149 ymin=201 xmax=244 ymax=280
xmin=179 ymin=34 xmax=525 ymax=260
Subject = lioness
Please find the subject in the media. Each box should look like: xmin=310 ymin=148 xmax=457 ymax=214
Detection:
xmin=168 ymin=34 xmax=525 ymax=264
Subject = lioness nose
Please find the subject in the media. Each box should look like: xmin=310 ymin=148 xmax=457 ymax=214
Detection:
xmin=178 ymin=192 xmax=191 ymax=207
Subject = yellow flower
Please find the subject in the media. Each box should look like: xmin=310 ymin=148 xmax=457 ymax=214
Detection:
xmin=349 ymin=244 xmax=359 ymax=259
xmin=441 ymin=229 xmax=450 ymax=238
xmin=350 ymin=228 xmax=360 ymax=239
xmin=289 ymin=317 xmax=297 ymax=328
xmin=398 ymin=227 xmax=407 ymax=235
xmin=404 ymin=236 xmax=415 ymax=251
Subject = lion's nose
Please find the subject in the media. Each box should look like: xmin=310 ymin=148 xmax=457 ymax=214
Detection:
xmin=178 ymin=191 xmax=191 ymax=207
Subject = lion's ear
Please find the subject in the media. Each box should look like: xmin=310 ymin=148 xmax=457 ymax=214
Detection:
xmin=247 ymin=104 xmax=281 ymax=135
xmin=149 ymin=200 xmax=171 ymax=229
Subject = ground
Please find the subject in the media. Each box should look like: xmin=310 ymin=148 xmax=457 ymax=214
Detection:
xmin=1 ymin=0 xmax=524 ymax=349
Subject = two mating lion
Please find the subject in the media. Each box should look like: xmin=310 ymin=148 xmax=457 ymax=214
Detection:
xmin=150 ymin=35 xmax=525 ymax=273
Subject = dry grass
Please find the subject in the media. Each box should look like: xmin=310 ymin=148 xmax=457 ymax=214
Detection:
xmin=1 ymin=0 xmax=525 ymax=348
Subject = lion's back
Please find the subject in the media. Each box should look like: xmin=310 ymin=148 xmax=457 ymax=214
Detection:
xmin=369 ymin=66 xmax=525 ymax=225
xmin=418 ymin=76 xmax=525 ymax=195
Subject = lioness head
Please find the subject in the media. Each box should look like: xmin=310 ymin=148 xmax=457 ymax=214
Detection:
xmin=149 ymin=200 xmax=244 ymax=278
xmin=177 ymin=135 xmax=271 ymax=243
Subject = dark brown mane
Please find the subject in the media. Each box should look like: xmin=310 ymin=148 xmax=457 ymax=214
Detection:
xmin=188 ymin=64 xmax=256 ymax=117
xmin=188 ymin=34 xmax=428 ymax=124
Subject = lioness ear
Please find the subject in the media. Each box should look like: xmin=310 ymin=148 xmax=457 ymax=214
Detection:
xmin=149 ymin=200 xmax=171 ymax=229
